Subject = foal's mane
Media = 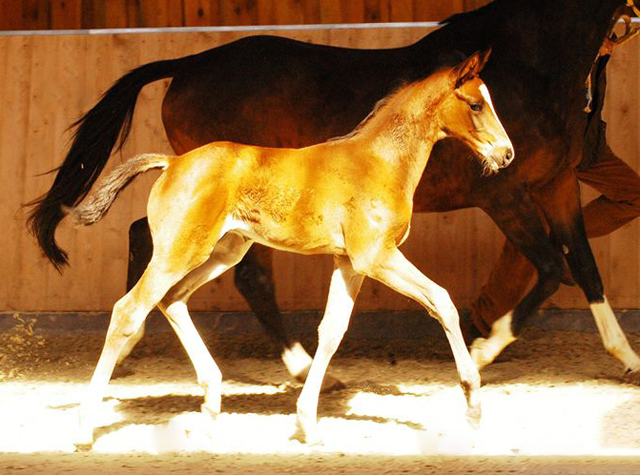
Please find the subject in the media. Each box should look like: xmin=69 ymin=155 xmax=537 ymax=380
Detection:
xmin=328 ymin=65 xmax=453 ymax=143
xmin=327 ymin=86 xmax=405 ymax=142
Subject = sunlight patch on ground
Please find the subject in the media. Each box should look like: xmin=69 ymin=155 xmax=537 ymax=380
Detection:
xmin=349 ymin=382 xmax=637 ymax=455
xmin=1 ymin=379 xmax=639 ymax=455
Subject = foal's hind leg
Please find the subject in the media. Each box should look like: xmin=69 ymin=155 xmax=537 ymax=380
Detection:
xmin=293 ymin=255 xmax=364 ymax=444
xmin=360 ymin=248 xmax=481 ymax=426
xmin=114 ymin=217 xmax=155 ymax=366
xmin=158 ymin=232 xmax=254 ymax=420
xmin=76 ymin=263 xmax=188 ymax=446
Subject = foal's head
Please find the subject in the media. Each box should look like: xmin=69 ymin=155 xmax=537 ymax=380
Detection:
xmin=438 ymin=50 xmax=514 ymax=174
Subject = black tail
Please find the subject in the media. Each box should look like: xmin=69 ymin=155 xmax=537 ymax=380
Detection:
xmin=26 ymin=58 xmax=181 ymax=271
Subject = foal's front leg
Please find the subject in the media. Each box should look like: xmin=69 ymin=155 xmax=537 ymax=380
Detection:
xmin=293 ymin=255 xmax=364 ymax=444
xmin=363 ymin=248 xmax=481 ymax=426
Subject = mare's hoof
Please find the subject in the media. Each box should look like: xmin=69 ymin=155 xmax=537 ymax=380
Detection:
xmin=294 ymin=371 xmax=345 ymax=393
xmin=112 ymin=364 xmax=136 ymax=379
xmin=320 ymin=374 xmax=346 ymax=393
xmin=623 ymin=368 xmax=640 ymax=385
xmin=469 ymin=337 xmax=490 ymax=370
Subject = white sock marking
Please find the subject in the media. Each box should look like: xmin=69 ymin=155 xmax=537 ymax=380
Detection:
xmin=470 ymin=311 xmax=516 ymax=370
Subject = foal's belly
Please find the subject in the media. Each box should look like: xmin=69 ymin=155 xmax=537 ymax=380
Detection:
xmin=221 ymin=214 xmax=347 ymax=256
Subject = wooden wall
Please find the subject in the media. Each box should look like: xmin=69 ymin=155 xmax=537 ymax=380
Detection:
xmin=1 ymin=25 xmax=639 ymax=314
xmin=0 ymin=0 xmax=493 ymax=30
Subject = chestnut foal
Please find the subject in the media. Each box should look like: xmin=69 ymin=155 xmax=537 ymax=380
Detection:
xmin=69 ymin=51 xmax=513 ymax=446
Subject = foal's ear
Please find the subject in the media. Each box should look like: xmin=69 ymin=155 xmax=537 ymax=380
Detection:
xmin=455 ymin=49 xmax=492 ymax=88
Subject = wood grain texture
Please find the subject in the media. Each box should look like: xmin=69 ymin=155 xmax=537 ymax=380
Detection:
xmin=0 ymin=0 xmax=495 ymax=30
xmin=1 ymin=26 xmax=639 ymax=313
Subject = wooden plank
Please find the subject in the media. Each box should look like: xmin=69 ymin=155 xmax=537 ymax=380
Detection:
xmin=255 ymin=0 xmax=274 ymax=25
xmin=414 ymin=0 xmax=464 ymax=22
xmin=464 ymin=0 xmax=493 ymax=12
xmin=24 ymin=0 xmax=51 ymax=29
xmin=183 ymin=0 xmax=212 ymax=26
xmin=0 ymin=0 xmax=24 ymax=30
xmin=344 ymin=0 xmax=367 ymax=23
xmin=0 ymin=36 xmax=31 ymax=309
xmin=51 ymin=0 xmax=82 ymax=29
xmin=318 ymin=0 xmax=346 ymax=24
xmin=220 ymin=0 xmax=259 ymax=26
xmin=389 ymin=0 xmax=413 ymax=22
xmin=104 ymin=0 xmax=129 ymax=28
xmin=602 ymin=39 xmax=640 ymax=307
xmin=127 ymin=0 xmax=184 ymax=28
xmin=81 ymin=0 xmax=127 ymax=29
xmin=0 ymin=0 xmax=498 ymax=30
xmin=300 ymin=0 xmax=321 ymax=24
xmin=272 ymin=0 xmax=305 ymax=26
xmin=363 ymin=0 xmax=389 ymax=23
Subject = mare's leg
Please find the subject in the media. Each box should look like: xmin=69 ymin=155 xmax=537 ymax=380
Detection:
xmin=470 ymin=186 xmax=565 ymax=369
xmin=157 ymin=232 xmax=254 ymax=420
xmin=469 ymin=238 xmax=538 ymax=338
xmin=294 ymin=256 xmax=364 ymax=444
xmin=536 ymin=167 xmax=640 ymax=381
xmin=360 ymin=248 xmax=481 ymax=426
xmin=469 ymin=148 xmax=640 ymax=373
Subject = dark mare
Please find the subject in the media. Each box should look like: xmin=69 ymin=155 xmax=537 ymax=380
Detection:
xmin=28 ymin=0 xmax=640 ymax=384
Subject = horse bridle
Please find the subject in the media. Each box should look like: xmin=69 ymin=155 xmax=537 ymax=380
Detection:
xmin=584 ymin=0 xmax=640 ymax=112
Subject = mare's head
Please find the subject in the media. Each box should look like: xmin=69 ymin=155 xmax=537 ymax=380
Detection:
xmin=437 ymin=50 xmax=514 ymax=174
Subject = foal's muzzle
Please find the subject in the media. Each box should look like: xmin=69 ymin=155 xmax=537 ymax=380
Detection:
xmin=487 ymin=145 xmax=515 ymax=171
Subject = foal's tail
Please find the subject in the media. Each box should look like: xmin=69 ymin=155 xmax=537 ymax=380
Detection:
xmin=26 ymin=57 xmax=185 ymax=271
xmin=67 ymin=154 xmax=170 ymax=226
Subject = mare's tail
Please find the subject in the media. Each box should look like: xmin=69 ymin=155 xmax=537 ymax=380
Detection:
xmin=26 ymin=57 xmax=183 ymax=271
xmin=67 ymin=153 xmax=171 ymax=226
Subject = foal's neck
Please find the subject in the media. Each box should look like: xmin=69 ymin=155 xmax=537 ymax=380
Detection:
xmin=348 ymin=78 xmax=447 ymax=197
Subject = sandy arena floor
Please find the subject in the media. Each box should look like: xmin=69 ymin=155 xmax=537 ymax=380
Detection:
xmin=2 ymin=314 xmax=640 ymax=473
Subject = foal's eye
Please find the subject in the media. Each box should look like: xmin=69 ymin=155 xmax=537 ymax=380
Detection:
xmin=470 ymin=103 xmax=483 ymax=112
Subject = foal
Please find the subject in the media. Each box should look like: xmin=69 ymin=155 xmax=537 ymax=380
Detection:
xmin=70 ymin=51 xmax=513 ymax=445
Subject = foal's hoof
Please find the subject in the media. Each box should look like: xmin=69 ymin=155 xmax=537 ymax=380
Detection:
xmin=74 ymin=430 xmax=95 ymax=452
xmin=75 ymin=412 xmax=96 ymax=451
xmin=623 ymin=368 xmax=640 ymax=385
xmin=465 ymin=404 xmax=482 ymax=430
xmin=290 ymin=420 xmax=321 ymax=446
xmin=74 ymin=442 xmax=94 ymax=452
xmin=200 ymin=403 xmax=220 ymax=424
